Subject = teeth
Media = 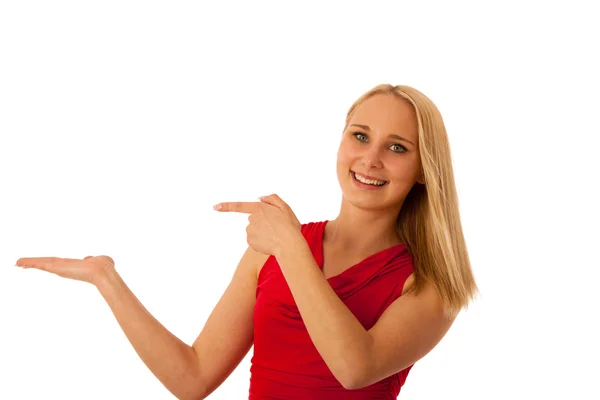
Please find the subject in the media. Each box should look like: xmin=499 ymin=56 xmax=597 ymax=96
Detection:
xmin=354 ymin=172 xmax=386 ymax=186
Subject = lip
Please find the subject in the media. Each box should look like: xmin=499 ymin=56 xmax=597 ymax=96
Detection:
xmin=351 ymin=170 xmax=387 ymax=182
xmin=350 ymin=170 xmax=388 ymax=190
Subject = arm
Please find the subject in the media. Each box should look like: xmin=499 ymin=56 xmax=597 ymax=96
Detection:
xmin=95 ymin=246 xmax=267 ymax=399
xmin=191 ymin=246 xmax=267 ymax=398
xmin=95 ymin=268 xmax=202 ymax=399
xmin=276 ymin=237 xmax=455 ymax=390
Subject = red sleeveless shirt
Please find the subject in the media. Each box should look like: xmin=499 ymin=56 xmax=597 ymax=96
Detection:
xmin=249 ymin=220 xmax=415 ymax=399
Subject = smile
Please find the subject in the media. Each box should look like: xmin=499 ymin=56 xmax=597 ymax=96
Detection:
xmin=351 ymin=170 xmax=388 ymax=188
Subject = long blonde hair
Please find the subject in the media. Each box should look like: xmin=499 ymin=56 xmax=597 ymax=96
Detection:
xmin=345 ymin=84 xmax=478 ymax=318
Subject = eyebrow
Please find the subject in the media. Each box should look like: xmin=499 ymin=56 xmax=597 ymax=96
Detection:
xmin=350 ymin=124 xmax=415 ymax=146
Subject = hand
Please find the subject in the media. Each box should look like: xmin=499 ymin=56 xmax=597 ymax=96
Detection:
xmin=214 ymin=193 xmax=303 ymax=257
xmin=15 ymin=255 xmax=115 ymax=286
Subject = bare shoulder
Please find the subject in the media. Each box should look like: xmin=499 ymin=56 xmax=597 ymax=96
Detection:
xmin=401 ymin=273 xmax=415 ymax=295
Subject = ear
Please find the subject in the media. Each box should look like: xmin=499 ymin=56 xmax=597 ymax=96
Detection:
xmin=416 ymin=172 xmax=425 ymax=185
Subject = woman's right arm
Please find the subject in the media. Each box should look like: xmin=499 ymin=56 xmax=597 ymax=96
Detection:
xmin=94 ymin=246 xmax=269 ymax=400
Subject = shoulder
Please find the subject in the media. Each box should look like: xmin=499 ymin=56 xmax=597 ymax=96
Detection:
xmin=300 ymin=220 xmax=325 ymax=232
xmin=401 ymin=273 xmax=415 ymax=296
xmin=298 ymin=220 xmax=328 ymax=240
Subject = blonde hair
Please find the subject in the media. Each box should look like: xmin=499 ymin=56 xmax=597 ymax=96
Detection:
xmin=345 ymin=84 xmax=478 ymax=318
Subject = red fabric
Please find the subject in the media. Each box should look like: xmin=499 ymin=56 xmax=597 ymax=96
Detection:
xmin=249 ymin=220 xmax=415 ymax=399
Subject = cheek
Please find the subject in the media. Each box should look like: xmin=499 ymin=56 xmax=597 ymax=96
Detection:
xmin=337 ymin=140 xmax=360 ymax=162
xmin=390 ymin=159 xmax=421 ymax=182
xmin=336 ymin=148 xmax=353 ymax=176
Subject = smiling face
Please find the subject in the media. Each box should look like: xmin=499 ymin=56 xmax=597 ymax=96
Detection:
xmin=336 ymin=93 xmax=424 ymax=212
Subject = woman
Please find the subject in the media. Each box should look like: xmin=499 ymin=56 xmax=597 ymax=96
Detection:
xmin=16 ymin=84 xmax=478 ymax=399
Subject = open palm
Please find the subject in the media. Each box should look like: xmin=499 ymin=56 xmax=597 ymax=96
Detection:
xmin=15 ymin=255 xmax=115 ymax=285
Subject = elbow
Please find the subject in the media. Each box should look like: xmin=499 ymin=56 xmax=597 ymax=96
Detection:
xmin=338 ymin=351 xmax=371 ymax=390
xmin=342 ymin=340 xmax=374 ymax=390
xmin=337 ymin=362 xmax=368 ymax=390
xmin=340 ymin=373 xmax=363 ymax=391
xmin=341 ymin=379 xmax=359 ymax=391
xmin=175 ymin=371 xmax=208 ymax=400
xmin=179 ymin=387 xmax=207 ymax=400
xmin=172 ymin=386 xmax=206 ymax=400
xmin=187 ymin=378 xmax=210 ymax=400
xmin=342 ymin=369 xmax=374 ymax=390
xmin=189 ymin=387 xmax=207 ymax=400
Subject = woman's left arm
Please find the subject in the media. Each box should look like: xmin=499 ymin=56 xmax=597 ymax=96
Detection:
xmin=277 ymin=240 xmax=455 ymax=389
xmin=275 ymin=238 xmax=374 ymax=389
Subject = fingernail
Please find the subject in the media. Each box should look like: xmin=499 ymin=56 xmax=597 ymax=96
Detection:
xmin=213 ymin=204 xmax=222 ymax=210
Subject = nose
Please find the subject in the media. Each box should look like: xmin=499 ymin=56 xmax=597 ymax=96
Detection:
xmin=361 ymin=145 xmax=384 ymax=170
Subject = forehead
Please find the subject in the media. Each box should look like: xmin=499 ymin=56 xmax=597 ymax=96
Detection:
xmin=348 ymin=94 xmax=418 ymax=138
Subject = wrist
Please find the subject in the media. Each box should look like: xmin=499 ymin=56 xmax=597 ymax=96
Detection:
xmin=93 ymin=265 xmax=120 ymax=293
xmin=275 ymin=233 xmax=309 ymax=262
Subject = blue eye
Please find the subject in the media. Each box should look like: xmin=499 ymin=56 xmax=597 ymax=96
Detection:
xmin=352 ymin=132 xmax=407 ymax=154
xmin=390 ymin=144 xmax=408 ymax=153
xmin=353 ymin=132 xmax=368 ymax=142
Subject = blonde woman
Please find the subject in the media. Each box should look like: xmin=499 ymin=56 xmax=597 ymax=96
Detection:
xmin=16 ymin=84 xmax=478 ymax=399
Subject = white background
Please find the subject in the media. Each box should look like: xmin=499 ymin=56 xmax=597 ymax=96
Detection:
xmin=1 ymin=1 xmax=599 ymax=399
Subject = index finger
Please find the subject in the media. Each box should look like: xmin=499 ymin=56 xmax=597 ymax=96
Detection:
xmin=214 ymin=201 xmax=262 ymax=213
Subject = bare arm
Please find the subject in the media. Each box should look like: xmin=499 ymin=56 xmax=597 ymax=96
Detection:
xmin=94 ymin=247 xmax=267 ymax=399
xmin=95 ymin=268 xmax=203 ymax=399
xmin=191 ymin=246 xmax=268 ymax=398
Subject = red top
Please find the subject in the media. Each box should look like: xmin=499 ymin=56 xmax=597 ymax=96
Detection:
xmin=249 ymin=220 xmax=415 ymax=399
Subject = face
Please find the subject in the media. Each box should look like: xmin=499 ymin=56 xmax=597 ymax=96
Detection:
xmin=336 ymin=93 xmax=423 ymax=212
